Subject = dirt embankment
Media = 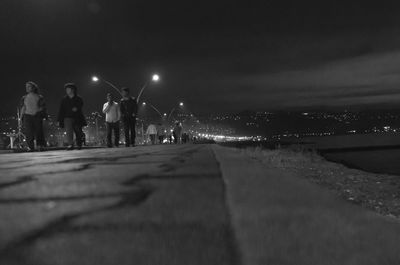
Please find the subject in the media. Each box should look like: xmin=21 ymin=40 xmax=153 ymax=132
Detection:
xmin=242 ymin=147 xmax=400 ymax=219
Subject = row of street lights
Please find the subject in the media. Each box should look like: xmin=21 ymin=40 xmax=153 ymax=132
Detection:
xmin=91 ymin=73 xmax=186 ymax=122
xmin=91 ymin=74 xmax=160 ymax=102
xmin=141 ymin=101 xmax=184 ymax=121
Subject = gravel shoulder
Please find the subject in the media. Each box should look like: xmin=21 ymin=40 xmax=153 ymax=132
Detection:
xmin=240 ymin=146 xmax=400 ymax=219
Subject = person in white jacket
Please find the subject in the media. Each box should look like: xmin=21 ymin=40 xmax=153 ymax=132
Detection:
xmin=103 ymin=93 xmax=121 ymax=147
xmin=146 ymin=124 xmax=157 ymax=144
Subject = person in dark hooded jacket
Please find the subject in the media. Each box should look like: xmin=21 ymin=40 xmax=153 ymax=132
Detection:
xmin=57 ymin=83 xmax=87 ymax=150
xmin=120 ymin=87 xmax=138 ymax=147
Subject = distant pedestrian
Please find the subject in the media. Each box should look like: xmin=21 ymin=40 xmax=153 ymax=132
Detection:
xmin=168 ymin=133 xmax=173 ymax=144
xmin=173 ymin=122 xmax=183 ymax=144
xmin=157 ymin=123 xmax=166 ymax=144
xmin=57 ymin=83 xmax=87 ymax=150
xmin=146 ymin=124 xmax=157 ymax=144
xmin=182 ymin=132 xmax=188 ymax=144
xmin=120 ymin=87 xmax=138 ymax=147
xmin=20 ymin=81 xmax=47 ymax=151
xmin=103 ymin=93 xmax=121 ymax=147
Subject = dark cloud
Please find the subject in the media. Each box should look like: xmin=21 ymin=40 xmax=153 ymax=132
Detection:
xmin=2 ymin=0 xmax=400 ymax=115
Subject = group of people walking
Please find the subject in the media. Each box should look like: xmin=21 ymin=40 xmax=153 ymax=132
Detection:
xmin=20 ymin=81 xmax=138 ymax=151
xmin=101 ymin=89 xmax=187 ymax=147
xmin=102 ymin=88 xmax=138 ymax=148
xmin=145 ymin=121 xmax=183 ymax=145
xmin=20 ymin=82 xmax=90 ymax=151
xmin=20 ymin=81 xmax=188 ymax=151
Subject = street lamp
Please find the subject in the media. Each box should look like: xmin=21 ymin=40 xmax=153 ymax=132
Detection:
xmin=167 ymin=102 xmax=185 ymax=121
xmin=92 ymin=73 xmax=160 ymax=102
xmin=137 ymin=73 xmax=160 ymax=103
xmin=91 ymin=75 xmax=122 ymax=96
xmin=141 ymin=101 xmax=163 ymax=119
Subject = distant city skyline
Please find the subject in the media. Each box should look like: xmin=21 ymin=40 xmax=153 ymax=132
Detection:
xmin=2 ymin=109 xmax=400 ymax=142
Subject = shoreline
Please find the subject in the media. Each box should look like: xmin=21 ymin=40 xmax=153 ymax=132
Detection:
xmin=219 ymin=140 xmax=400 ymax=176
xmin=239 ymin=146 xmax=400 ymax=219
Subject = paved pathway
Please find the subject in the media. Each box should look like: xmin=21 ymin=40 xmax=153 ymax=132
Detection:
xmin=1 ymin=144 xmax=400 ymax=265
xmin=0 ymin=145 xmax=239 ymax=265
xmin=214 ymin=145 xmax=400 ymax=265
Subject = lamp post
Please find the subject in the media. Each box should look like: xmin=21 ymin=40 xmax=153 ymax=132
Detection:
xmin=92 ymin=74 xmax=160 ymax=102
xmin=142 ymin=102 xmax=164 ymax=119
xmin=167 ymin=102 xmax=184 ymax=121
xmin=92 ymin=76 xmax=123 ymax=96
xmin=136 ymin=74 xmax=160 ymax=103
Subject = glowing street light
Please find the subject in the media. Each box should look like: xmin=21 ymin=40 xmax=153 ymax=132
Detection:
xmin=91 ymin=75 xmax=122 ymax=96
xmin=141 ymin=101 xmax=163 ymax=119
xmin=92 ymin=73 xmax=160 ymax=103
xmin=137 ymin=73 xmax=161 ymax=103
xmin=167 ymin=102 xmax=185 ymax=121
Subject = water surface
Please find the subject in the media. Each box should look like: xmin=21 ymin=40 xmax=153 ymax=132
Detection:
xmin=323 ymin=149 xmax=400 ymax=176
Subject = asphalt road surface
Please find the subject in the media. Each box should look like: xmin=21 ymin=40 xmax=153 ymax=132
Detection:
xmin=0 ymin=145 xmax=239 ymax=265
xmin=1 ymin=144 xmax=400 ymax=265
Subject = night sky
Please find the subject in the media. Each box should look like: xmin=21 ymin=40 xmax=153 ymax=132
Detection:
xmin=2 ymin=1 xmax=400 ymax=116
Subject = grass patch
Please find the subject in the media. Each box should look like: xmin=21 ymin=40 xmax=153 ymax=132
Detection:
xmin=241 ymin=145 xmax=400 ymax=219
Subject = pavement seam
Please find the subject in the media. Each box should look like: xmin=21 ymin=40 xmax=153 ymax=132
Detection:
xmin=210 ymin=145 xmax=243 ymax=265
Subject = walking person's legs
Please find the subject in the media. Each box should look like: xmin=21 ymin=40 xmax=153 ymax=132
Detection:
xmin=73 ymin=121 xmax=83 ymax=149
xmin=114 ymin=122 xmax=120 ymax=147
xmin=64 ymin=118 xmax=74 ymax=148
xmin=123 ymin=118 xmax=130 ymax=147
xmin=106 ymin=122 xmax=112 ymax=147
xmin=23 ymin=114 xmax=35 ymax=150
xmin=35 ymin=116 xmax=45 ymax=149
xmin=129 ymin=118 xmax=136 ymax=146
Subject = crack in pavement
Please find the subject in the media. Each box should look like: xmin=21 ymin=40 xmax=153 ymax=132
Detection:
xmin=0 ymin=145 xmax=242 ymax=265
xmin=0 ymin=176 xmax=36 ymax=190
xmin=0 ymin=189 xmax=144 ymax=204
xmin=0 ymin=186 xmax=153 ymax=262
